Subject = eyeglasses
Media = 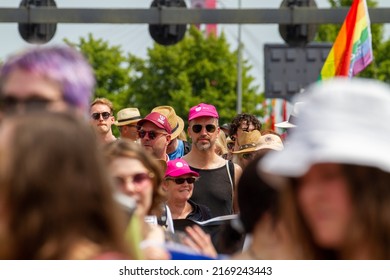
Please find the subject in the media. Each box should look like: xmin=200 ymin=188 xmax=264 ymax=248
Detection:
xmin=191 ymin=124 xmax=217 ymax=133
xmin=138 ymin=130 xmax=167 ymax=140
xmin=114 ymin=172 xmax=154 ymax=188
xmin=166 ymin=177 xmax=198 ymax=184
xmin=91 ymin=112 xmax=111 ymax=120
xmin=241 ymin=153 xmax=255 ymax=160
xmin=0 ymin=95 xmax=58 ymax=113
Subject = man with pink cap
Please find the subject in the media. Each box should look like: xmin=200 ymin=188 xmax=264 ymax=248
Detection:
xmin=183 ymin=103 xmax=242 ymax=218
xmin=137 ymin=111 xmax=172 ymax=161
xmin=163 ymin=158 xmax=212 ymax=221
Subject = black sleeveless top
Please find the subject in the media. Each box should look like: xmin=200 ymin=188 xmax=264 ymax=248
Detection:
xmin=190 ymin=161 xmax=235 ymax=218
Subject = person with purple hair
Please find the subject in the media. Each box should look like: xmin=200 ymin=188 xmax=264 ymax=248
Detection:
xmin=0 ymin=45 xmax=95 ymax=118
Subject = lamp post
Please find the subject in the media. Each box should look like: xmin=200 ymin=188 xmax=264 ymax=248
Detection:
xmin=236 ymin=0 xmax=242 ymax=114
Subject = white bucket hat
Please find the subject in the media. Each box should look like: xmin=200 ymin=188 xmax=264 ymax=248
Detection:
xmin=275 ymin=102 xmax=305 ymax=128
xmin=259 ymin=78 xmax=390 ymax=183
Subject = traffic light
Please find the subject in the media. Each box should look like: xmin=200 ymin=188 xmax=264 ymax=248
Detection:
xmin=18 ymin=0 xmax=57 ymax=44
xmin=278 ymin=0 xmax=317 ymax=47
xmin=149 ymin=0 xmax=187 ymax=46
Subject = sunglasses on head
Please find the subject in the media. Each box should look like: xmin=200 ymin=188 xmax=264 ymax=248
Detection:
xmin=91 ymin=112 xmax=111 ymax=120
xmin=191 ymin=124 xmax=216 ymax=133
xmin=166 ymin=177 xmax=198 ymax=184
xmin=138 ymin=130 xmax=167 ymax=140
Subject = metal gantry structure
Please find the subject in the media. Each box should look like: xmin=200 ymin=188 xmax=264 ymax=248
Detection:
xmin=0 ymin=7 xmax=389 ymax=24
xmin=1 ymin=5 xmax=389 ymax=109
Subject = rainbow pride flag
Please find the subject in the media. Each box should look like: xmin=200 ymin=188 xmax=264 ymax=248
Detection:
xmin=319 ymin=0 xmax=373 ymax=80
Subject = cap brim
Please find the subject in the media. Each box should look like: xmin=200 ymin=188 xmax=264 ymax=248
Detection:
xmin=170 ymin=116 xmax=185 ymax=139
xmin=138 ymin=119 xmax=166 ymax=131
xmin=166 ymin=170 xmax=200 ymax=178
xmin=275 ymin=121 xmax=296 ymax=128
xmin=114 ymin=119 xmax=141 ymax=126
xmin=189 ymin=112 xmax=219 ymax=121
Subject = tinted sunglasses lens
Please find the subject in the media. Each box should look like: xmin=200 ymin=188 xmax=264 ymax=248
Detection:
xmin=206 ymin=124 xmax=216 ymax=133
xmin=192 ymin=124 xmax=215 ymax=133
xmin=133 ymin=173 xmax=150 ymax=184
xmin=138 ymin=131 xmax=157 ymax=140
xmin=92 ymin=112 xmax=110 ymax=120
xmin=148 ymin=131 xmax=157 ymax=140
xmin=138 ymin=130 xmax=146 ymax=138
xmin=91 ymin=113 xmax=100 ymax=120
xmin=102 ymin=112 xmax=111 ymax=120
xmin=186 ymin=178 xmax=196 ymax=184
xmin=174 ymin=178 xmax=185 ymax=184
xmin=0 ymin=97 xmax=17 ymax=112
xmin=192 ymin=125 xmax=202 ymax=133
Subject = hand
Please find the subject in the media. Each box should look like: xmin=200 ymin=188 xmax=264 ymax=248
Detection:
xmin=182 ymin=225 xmax=218 ymax=259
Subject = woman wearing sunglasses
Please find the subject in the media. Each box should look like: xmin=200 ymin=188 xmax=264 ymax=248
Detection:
xmin=104 ymin=139 xmax=169 ymax=259
xmin=163 ymin=158 xmax=212 ymax=221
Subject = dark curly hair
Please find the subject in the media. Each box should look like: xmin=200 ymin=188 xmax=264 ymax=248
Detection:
xmin=228 ymin=113 xmax=262 ymax=138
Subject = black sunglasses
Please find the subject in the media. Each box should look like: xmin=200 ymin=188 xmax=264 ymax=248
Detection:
xmin=138 ymin=130 xmax=167 ymax=140
xmin=166 ymin=177 xmax=198 ymax=184
xmin=192 ymin=124 xmax=217 ymax=133
xmin=91 ymin=112 xmax=111 ymax=120
xmin=0 ymin=96 xmax=55 ymax=113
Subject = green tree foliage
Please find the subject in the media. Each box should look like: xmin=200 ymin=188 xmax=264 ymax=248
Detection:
xmin=66 ymin=27 xmax=264 ymax=126
xmin=128 ymin=26 xmax=264 ymax=125
xmin=65 ymin=34 xmax=132 ymax=112
xmin=315 ymin=0 xmax=389 ymax=82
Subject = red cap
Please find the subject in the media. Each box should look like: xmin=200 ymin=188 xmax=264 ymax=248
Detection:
xmin=137 ymin=112 xmax=172 ymax=133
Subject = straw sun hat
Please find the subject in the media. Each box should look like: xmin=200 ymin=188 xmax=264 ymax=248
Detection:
xmin=152 ymin=106 xmax=184 ymax=140
xmin=114 ymin=108 xmax=141 ymax=126
xmin=232 ymin=130 xmax=284 ymax=154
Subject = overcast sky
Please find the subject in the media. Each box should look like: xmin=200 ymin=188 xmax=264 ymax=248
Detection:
xmin=0 ymin=0 xmax=389 ymax=90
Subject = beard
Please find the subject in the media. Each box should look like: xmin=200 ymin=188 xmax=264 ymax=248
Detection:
xmin=195 ymin=138 xmax=213 ymax=151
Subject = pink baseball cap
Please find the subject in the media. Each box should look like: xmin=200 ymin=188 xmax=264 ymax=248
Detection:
xmin=137 ymin=112 xmax=172 ymax=133
xmin=165 ymin=158 xmax=199 ymax=178
xmin=188 ymin=103 xmax=219 ymax=121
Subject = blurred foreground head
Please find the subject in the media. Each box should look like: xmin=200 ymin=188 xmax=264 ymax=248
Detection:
xmin=104 ymin=139 xmax=166 ymax=218
xmin=0 ymin=112 xmax=129 ymax=259
xmin=0 ymin=45 xmax=95 ymax=118
xmin=260 ymin=78 xmax=390 ymax=259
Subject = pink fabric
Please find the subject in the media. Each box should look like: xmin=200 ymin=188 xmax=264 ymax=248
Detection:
xmin=165 ymin=158 xmax=199 ymax=178
xmin=188 ymin=103 xmax=219 ymax=121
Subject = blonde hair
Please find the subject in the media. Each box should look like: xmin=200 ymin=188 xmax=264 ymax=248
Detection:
xmin=215 ymin=130 xmax=228 ymax=157
xmin=90 ymin=97 xmax=114 ymax=114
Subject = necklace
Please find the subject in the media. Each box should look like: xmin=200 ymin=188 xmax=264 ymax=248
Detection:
xmin=247 ymin=247 xmax=263 ymax=260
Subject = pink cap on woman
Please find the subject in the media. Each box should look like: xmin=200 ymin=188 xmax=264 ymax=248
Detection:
xmin=165 ymin=158 xmax=199 ymax=178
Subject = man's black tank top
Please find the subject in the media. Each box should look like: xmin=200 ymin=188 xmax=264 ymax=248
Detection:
xmin=190 ymin=161 xmax=234 ymax=218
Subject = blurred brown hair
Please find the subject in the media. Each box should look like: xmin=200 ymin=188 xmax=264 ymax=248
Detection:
xmin=286 ymin=164 xmax=390 ymax=259
xmin=0 ymin=112 xmax=129 ymax=259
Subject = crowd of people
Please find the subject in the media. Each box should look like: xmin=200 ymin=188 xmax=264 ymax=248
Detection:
xmin=0 ymin=44 xmax=390 ymax=260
